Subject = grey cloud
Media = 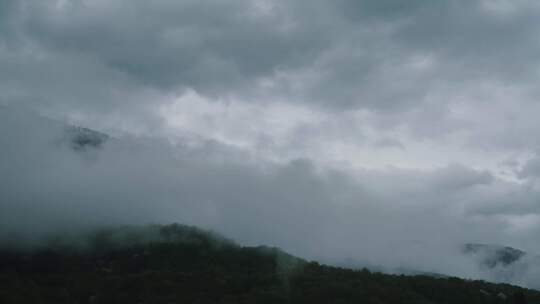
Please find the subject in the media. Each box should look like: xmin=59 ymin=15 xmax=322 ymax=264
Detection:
xmin=428 ymin=164 xmax=494 ymax=192
xmin=373 ymin=137 xmax=405 ymax=150
xmin=2 ymin=0 xmax=540 ymax=153
xmin=518 ymin=154 xmax=540 ymax=179
xmin=20 ymin=0 xmax=327 ymax=92
xmin=337 ymin=0 xmax=540 ymax=80
xmin=3 ymin=1 xmax=539 ymax=112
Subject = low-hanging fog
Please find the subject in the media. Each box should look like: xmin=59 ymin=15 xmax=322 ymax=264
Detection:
xmin=3 ymin=0 xmax=540 ymax=290
xmin=3 ymin=107 xmax=540 ymax=289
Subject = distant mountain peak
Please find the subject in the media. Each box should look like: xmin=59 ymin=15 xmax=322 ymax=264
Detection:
xmin=64 ymin=126 xmax=109 ymax=151
xmin=462 ymin=243 xmax=526 ymax=268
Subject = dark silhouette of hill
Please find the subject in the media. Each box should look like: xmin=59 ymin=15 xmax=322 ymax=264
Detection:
xmin=63 ymin=125 xmax=109 ymax=151
xmin=463 ymin=243 xmax=526 ymax=268
xmin=0 ymin=224 xmax=538 ymax=303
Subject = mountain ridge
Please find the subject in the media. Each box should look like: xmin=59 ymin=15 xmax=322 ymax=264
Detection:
xmin=462 ymin=243 xmax=527 ymax=268
xmin=0 ymin=223 xmax=538 ymax=303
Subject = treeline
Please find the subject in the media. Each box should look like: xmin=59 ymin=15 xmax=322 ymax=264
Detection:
xmin=0 ymin=224 xmax=537 ymax=303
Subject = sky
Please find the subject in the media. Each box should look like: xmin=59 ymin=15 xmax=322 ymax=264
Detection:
xmin=2 ymin=0 xmax=540 ymax=288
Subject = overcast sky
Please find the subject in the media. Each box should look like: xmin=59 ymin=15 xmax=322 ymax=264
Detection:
xmin=3 ymin=0 xmax=540 ymax=288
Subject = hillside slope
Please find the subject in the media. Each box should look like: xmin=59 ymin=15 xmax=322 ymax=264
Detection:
xmin=0 ymin=224 xmax=538 ymax=304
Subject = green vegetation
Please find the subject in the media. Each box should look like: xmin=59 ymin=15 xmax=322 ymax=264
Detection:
xmin=0 ymin=224 xmax=537 ymax=303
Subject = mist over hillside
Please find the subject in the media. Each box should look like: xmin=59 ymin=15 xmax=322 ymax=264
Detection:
xmin=3 ymin=1 xmax=540 ymax=300
xmin=1 ymin=108 xmax=540 ymax=290
xmin=1 ymin=223 xmax=539 ymax=303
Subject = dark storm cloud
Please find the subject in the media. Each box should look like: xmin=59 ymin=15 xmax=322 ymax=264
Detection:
xmin=0 ymin=0 xmax=532 ymax=155
xmin=337 ymin=0 xmax=540 ymax=79
xmin=3 ymin=0 xmax=540 ymax=114
xmin=15 ymin=0 xmax=328 ymax=93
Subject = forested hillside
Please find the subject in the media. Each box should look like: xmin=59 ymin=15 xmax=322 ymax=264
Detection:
xmin=0 ymin=224 xmax=537 ymax=304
